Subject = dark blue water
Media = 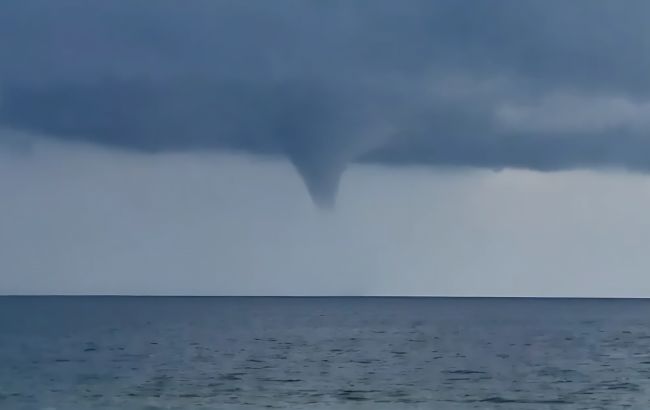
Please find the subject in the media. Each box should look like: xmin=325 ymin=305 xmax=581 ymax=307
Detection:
xmin=2 ymin=297 xmax=650 ymax=409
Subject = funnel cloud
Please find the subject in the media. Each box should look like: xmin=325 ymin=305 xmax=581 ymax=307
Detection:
xmin=2 ymin=0 xmax=650 ymax=206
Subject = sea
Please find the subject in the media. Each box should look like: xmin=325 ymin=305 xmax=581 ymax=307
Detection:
xmin=1 ymin=296 xmax=650 ymax=409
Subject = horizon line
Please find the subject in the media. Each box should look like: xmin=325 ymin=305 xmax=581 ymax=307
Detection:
xmin=2 ymin=294 xmax=650 ymax=300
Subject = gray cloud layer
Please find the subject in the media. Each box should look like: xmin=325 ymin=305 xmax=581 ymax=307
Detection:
xmin=2 ymin=0 xmax=650 ymax=206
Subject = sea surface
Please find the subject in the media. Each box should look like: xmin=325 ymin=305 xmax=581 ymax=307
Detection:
xmin=2 ymin=297 xmax=650 ymax=409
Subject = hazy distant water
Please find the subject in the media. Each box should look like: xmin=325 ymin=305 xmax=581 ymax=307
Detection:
xmin=2 ymin=297 xmax=650 ymax=409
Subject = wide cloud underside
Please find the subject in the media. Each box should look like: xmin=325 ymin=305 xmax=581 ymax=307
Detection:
xmin=2 ymin=0 xmax=650 ymax=206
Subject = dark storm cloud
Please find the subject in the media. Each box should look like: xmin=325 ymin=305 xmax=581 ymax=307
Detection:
xmin=1 ymin=0 xmax=650 ymax=206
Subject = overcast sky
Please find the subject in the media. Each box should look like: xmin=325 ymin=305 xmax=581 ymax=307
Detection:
xmin=2 ymin=1 xmax=650 ymax=296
